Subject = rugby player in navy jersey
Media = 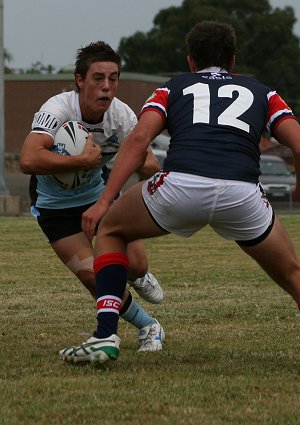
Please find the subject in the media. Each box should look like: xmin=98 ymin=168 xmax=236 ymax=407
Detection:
xmin=20 ymin=41 xmax=165 ymax=354
xmin=60 ymin=21 xmax=300 ymax=365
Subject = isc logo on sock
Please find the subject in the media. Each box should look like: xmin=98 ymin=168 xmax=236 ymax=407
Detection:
xmin=103 ymin=299 xmax=120 ymax=308
xmin=97 ymin=296 xmax=121 ymax=314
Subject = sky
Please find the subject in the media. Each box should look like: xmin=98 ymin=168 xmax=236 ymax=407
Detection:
xmin=4 ymin=0 xmax=300 ymax=70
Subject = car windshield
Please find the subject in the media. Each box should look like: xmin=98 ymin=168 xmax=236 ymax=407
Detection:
xmin=150 ymin=135 xmax=170 ymax=150
xmin=260 ymin=160 xmax=291 ymax=176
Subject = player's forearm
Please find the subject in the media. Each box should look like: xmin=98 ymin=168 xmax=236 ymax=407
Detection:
xmin=136 ymin=149 xmax=160 ymax=179
xmin=102 ymin=145 xmax=146 ymax=205
xmin=20 ymin=149 xmax=91 ymax=175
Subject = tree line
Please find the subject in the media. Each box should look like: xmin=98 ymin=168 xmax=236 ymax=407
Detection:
xmin=118 ymin=0 xmax=300 ymax=116
xmin=5 ymin=0 xmax=300 ymax=115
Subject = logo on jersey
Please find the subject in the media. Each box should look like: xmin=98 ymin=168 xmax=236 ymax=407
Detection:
xmin=145 ymin=92 xmax=156 ymax=102
xmin=50 ymin=142 xmax=69 ymax=156
xmin=35 ymin=112 xmax=60 ymax=130
xmin=201 ymin=72 xmax=232 ymax=80
xmin=85 ymin=127 xmax=104 ymax=133
xmin=101 ymin=133 xmax=119 ymax=155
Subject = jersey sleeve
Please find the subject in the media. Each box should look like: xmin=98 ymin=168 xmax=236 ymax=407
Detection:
xmin=31 ymin=95 xmax=72 ymax=138
xmin=123 ymin=105 xmax=138 ymax=137
xmin=140 ymin=82 xmax=170 ymax=123
xmin=266 ymin=91 xmax=296 ymax=133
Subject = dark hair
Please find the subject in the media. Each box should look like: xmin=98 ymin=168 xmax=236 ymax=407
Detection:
xmin=186 ymin=21 xmax=236 ymax=71
xmin=74 ymin=41 xmax=122 ymax=81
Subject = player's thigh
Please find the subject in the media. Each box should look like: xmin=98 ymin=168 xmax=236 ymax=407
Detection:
xmin=240 ymin=216 xmax=298 ymax=279
xmin=100 ymin=182 xmax=167 ymax=242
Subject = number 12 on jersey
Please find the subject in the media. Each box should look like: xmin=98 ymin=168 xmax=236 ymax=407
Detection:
xmin=183 ymin=82 xmax=253 ymax=132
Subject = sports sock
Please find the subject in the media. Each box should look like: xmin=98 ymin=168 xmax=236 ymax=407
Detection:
xmin=120 ymin=290 xmax=156 ymax=329
xmin=94 ymin=253 xmax=128 ymax=339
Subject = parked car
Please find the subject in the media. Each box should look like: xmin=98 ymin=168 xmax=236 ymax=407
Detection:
xmin=150 ymin=146 xmax=295 ymax=202
xmin=110 ymin=138 xmax=295 ymax=203
xmin=150 ymin=134 xmax=170 ymax=151
xmin=259 ymin=155 xmax=295 ymax=201
xmin=105 ymin=134 xmax=170 ymax=191
xmin=106 ymin=133 xmax=170 ymax=171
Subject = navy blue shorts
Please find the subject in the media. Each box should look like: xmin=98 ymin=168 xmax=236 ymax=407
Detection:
xmin=35 ymin=203 xmax=95 ymax=243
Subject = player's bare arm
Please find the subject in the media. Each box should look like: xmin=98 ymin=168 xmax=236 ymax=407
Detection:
xmin=101 ymin=111 xmax=164 ymax=204
xmin=272 ymin=119 xmax=300 ymax=201
xmin=20 ymin=132 xmax=102 ymax=175
xmin=136 ymin=148 xmax=161 ymax=180
xmin=81 ymin=111 xmax=164 ymax=240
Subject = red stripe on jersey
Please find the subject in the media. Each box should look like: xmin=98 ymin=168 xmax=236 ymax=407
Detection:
xmin=94 ymin=253 xmax=129 ymax=274
xmin=140 ymin=107 xmax=167 ymax=123
xmin=140 ymin=87 xmax=169 ymax=121
xmin=272 ymin=115 xmax=297 ymax=130
xmin=267 ymin=91 xmax=295 ymax=128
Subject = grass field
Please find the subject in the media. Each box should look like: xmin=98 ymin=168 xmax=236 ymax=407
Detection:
xmin=1 ymin=215 xmax=300 ymax=425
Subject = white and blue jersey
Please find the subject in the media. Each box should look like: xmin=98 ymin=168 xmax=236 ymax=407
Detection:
xmin=30 ymin=90 xmax=137 ymax=209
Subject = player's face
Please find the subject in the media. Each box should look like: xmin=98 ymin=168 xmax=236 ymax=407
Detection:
xmin=76 ymin=61 xmax=119 ymax=122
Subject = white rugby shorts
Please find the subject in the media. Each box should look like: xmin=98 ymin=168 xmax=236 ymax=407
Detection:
xmin=142 ymin=171 xmax=274 ymax=244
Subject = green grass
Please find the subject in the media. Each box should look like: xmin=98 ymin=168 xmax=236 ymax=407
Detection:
xmin=1 ymin=215 xmax=300 ymax=425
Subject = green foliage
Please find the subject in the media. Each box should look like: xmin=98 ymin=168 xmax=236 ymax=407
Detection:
xmin=1 ymin=215 xmax=300 ymax=424
xmin=118 ymin=0 xmax=300 ymax=115
xmin=24 ymin=61 xmax=56 ymax=74
xmin=4 ymin=49 xmax=14 ymax=74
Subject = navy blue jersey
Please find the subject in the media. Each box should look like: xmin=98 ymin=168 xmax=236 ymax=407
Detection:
xmin=141 ymin=70 xmax=295 ymax=183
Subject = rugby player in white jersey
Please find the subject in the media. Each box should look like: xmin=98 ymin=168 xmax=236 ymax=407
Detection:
xmin=59 ymin=21 xmax=300 ymax=365
xmin=20 ymin=41 xmax=165 ymax=352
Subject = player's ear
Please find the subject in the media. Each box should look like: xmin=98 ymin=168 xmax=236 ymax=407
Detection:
xmin=75 ymin=73 xmax=84 ymax=89
xmin=229 ymin=55 xmax=236 ymax=72
xmin=187 ymin=55 xmax=198 ymax=72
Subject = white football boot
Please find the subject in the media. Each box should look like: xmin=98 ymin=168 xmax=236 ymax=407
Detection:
xmin=59 ymin=334 xmax=120 ymax=365
xmin=129 ymin=272 xmax=164 ymax=304
xmin=138 ymin=319 xmax=165 ymax=352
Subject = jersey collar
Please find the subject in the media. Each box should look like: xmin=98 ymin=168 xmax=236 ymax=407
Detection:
xmin=197 ymin=67 xmax=228 ymax=73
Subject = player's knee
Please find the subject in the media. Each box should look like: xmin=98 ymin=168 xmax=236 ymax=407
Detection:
xmin=65 ymin=255 xmax=96 ymax=297
xmin=65 ymin=254 xmax=94 ymax=275
xmin=285 ymin=260 xmax=300 ymax=282
xmin=128 ymin=255 xmax=148 ymax=278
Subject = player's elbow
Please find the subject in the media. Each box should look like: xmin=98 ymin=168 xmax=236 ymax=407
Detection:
xmin=19 ymin=157 xmax=34 ymax=174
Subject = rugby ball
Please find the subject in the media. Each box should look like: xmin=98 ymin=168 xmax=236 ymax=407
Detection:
xmin=51 ymin=121 xmax=89 ymax=189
